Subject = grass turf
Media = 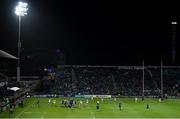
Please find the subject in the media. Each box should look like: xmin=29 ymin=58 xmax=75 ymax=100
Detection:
xmin=0 ymin=97 xmax=180 ymax=118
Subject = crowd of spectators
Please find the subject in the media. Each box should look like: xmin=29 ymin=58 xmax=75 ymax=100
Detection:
xmin=0 ymin=76 xmax=28 ymax=113
xmin=38 ymin=66 xmax=180 ymax=97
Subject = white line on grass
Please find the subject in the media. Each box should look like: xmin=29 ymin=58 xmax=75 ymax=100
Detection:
xmin=15 ymin=108 xmax=26 ymax=119
xmin=24 ymin=111 xmax=31 ymax=114
xmin=15 ymin=101 xmax=36 ymax=119
xmin=41 ymin=111 xmax=46 ymax=119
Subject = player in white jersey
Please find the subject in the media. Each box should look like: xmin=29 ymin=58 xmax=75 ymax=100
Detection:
xmin=101 ymin=98 xmax=104 ymax=102
xmin=135 ymin=97 xmax=138 ymax=103
xmin=53 ymin=99 xmax=56 ymax=106
xmin=48 ymin=99 xmax=51 ymax=105
xmin=86 ymin=99 xmax=89 ymax=104
xmin=159 ymin=98 xmax=161 ymax=102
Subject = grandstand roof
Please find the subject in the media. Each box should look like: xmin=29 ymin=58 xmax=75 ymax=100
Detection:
xmin=0 ymin=50 xmax=18 ymax=59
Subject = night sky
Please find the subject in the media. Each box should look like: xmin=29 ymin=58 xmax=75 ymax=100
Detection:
xmin=0 ymin=0 xmax=180 ymax=65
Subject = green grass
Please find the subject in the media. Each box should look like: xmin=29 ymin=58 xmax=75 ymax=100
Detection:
xmin=1 ymin=97 xmax=180 ymax=118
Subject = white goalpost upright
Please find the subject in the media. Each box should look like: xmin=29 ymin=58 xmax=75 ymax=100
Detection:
xmin=142 ymin=61 xmax=145 ymax=100
xmin=161 ymin=61 xmax=163 ymax=99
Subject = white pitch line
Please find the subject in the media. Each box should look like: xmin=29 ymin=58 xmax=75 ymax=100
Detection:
xmin=15 ymin=108 xmax=26 ymax=119
xmin=41 ymin=111 xmax=46 ymax=119
xmin=15 ymin=100 xmax=36 ymax=119
xmin=24 ymin=111 xmax=31 ymax=114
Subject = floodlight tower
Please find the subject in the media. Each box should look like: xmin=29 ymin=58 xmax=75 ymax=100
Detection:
xmin=15 ymin=2 xmax=28 ymax=82
xmin=171 ymin=21 xmax=177 ymax=65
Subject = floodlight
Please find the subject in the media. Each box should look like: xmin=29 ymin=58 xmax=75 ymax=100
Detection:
xmin=171 ymin=22 xmax=177 ymax=25
xmin=15 ymin=2 xmax=28 ymax=16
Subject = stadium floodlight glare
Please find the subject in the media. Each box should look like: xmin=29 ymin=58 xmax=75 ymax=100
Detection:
xmin=15 ymin=2 xmax=28 ymax=16
xmin=171 ymin=22 xmax=177 ymax=25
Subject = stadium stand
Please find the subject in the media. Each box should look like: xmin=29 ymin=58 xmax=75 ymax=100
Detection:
xmin=36 ymin=65 xmax=180 ymax=97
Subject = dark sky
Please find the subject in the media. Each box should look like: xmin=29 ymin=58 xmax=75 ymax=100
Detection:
xmin=0 ymin=0 xmax=180 ymax=65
